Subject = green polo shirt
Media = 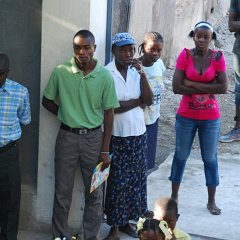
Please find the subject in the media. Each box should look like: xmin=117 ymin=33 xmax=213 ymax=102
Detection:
xmin=43 ymin=57 xmax=119 ymax=128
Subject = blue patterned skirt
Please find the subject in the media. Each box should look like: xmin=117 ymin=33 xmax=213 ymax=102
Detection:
xmin=105 ymin=133 xmax=148 ymax=227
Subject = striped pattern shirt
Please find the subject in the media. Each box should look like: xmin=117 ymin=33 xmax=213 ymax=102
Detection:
xmin=0 ymin=78 xmax=31 ymax=147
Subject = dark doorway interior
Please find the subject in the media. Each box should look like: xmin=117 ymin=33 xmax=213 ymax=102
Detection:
xmin=0 ymin=0 xmax=42 ymax=187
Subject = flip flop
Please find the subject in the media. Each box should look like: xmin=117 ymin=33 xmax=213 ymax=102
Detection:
xmin=207 ymin=204 xmax=221 ymax=215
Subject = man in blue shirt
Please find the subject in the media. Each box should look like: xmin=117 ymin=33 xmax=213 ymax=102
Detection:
xmin=0 ymin=53 xmax=31 ymax=240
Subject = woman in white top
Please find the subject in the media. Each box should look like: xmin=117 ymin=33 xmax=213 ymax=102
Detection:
xmin=104 ymin=32 xmax=153 ymax=240
xmin=138 ymin=32 xmax=166 ymax=170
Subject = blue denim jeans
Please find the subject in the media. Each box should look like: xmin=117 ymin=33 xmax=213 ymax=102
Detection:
xmin=235 ymin=74 xmax=240 ymax=107
xmin=169 ymin=114 xmax=220 ymax=187
xmin=234 ymin=54 xmax=240 ymax=107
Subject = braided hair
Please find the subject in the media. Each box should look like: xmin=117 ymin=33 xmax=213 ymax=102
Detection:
xmin=138 ymin=32 xmax=163 ymax=56
xmin=137 ymin=218 xmax=163 ymax=236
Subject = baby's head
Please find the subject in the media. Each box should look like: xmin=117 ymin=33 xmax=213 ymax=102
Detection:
xmin=154 ymin=197 xmax=179 ymax=231
xmin=137 ymin=218 xmax=172 ymax=240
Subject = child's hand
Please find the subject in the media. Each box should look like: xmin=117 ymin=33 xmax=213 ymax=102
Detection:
xmin=167 ymin=228 xmax=176 ymax=240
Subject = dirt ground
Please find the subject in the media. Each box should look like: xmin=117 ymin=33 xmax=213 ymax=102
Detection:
xmin=156 ymin=13 xmax=240 ymax=166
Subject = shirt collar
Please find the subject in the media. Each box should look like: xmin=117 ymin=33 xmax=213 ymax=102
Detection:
xmin=107 ymin=58 xmax=133 ymax=80
xmin=70 ymin=57 xmax=100 ymax=77
xmin=108 ymin=58 xmax=118 ymax=73
xmin=108 ymin=57 xmax=132 ymax=73
xmin=0 ymin=79 xmax=11 ymax=94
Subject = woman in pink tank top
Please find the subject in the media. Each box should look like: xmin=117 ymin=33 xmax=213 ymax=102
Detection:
xmin=168 ymin=21 xmax=228 ymax=215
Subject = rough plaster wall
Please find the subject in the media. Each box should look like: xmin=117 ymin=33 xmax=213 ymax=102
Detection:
xmin=112 ymin=0 xmax=131 ymax=34
xmin=152 ymin=0 xmax=176 ymax=66
xmin=207 ymin=0 xmax=229 ymax=24
xmin=170 ymin=0 xmax=229 ymax=66
xmin=113 ymin=0 xmax=229 ymax=67
xmin=128 ymin=0 xmax=154 ymax=46
xmin=171 ymin=0 xmax=205 ymax=66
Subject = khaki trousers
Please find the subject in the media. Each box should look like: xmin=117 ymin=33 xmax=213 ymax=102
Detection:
xmin=52 ymin=128 xmax=103 ymax=240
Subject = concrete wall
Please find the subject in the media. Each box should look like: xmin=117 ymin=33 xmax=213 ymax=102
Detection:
xmin=170 ymin=0 xmax=229 ymax=66
xmin=0 ymin=0 xmax=42 ymax=186
xmin=151 ymin=0 xmax=176 ymax=66
xmin=36 ymin=0 xmax=108 ymax=227
xmin=112 ymin=0 xmax=131 ymax=35
xmin=115 ymin=0 xmax=229 ymax=67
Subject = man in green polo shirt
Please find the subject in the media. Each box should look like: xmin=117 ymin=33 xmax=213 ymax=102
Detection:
xmin=42 ymin=30 xmax=119 ymax=240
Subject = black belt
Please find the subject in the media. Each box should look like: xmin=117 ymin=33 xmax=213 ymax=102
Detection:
xmin=60 ymin=123 xmax=101 ymax=135
xmin=0 ymin=141 xmax=17 ymax=153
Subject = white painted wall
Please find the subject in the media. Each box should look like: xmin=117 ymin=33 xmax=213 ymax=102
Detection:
xmin=37 ymin=0 xmax=108 ymax=228
xmin=90 ymin=0 xmax=108 ymax=65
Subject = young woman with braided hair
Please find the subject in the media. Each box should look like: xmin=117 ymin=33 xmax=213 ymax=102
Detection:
xmin=138 ymin=32 xmax=166 ymax=171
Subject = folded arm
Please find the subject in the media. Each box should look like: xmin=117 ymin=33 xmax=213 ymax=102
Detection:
xmin=114 ymin=97 xmax=144 ymax=113
xmin=172 ymin=69 xmax=227 ymax=95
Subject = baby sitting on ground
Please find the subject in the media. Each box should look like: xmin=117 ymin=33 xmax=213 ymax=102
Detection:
xmin=154 ymin=197 xmax=191 ymax=240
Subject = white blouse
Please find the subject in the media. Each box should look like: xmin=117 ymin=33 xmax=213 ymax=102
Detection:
xmin=105 ymin=60 xmax=146 ymax=137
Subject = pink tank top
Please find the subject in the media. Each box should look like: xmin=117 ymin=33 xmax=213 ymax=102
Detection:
xmin=176 ymin=48 xmax=226 ymax=120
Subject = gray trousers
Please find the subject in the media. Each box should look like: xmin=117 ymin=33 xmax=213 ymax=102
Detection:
xmin=52 ymin=128 xmax=103 ymax=240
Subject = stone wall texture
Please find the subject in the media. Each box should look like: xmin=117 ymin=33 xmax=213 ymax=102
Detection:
xmin=113 ymin=0 xmax=229 ymax=66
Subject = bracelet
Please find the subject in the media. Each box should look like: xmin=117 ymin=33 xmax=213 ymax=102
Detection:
xmin=100 ymin=151 xmax=110 ymax=154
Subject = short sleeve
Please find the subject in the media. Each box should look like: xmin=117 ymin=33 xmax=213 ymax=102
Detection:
xmin=215 ymin=51 xmax=226 ymax=72
xmin=102 ymin=71 xmax=120 ymax=110
xmin=43 ymin=68 xmax=59 ymax=100
xmin=18 ymin=88 xmax=31 ymax=125
xmin=158 ymin=59 xmax=166 ymax=72
xmin=176 ymin=48 xmax=189 ymax=71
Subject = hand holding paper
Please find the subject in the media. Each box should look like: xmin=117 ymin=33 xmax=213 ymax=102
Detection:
xmin=90 ymin=162 xmax=110 ymax=193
